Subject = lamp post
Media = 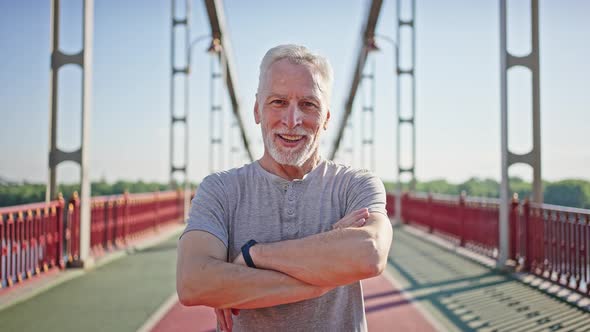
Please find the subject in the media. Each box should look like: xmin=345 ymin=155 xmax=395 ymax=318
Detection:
xmin=188 ymin=35 xmax=224 ymax=178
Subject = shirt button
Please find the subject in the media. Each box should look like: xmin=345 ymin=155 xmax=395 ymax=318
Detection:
xmin=288 ymin=209 xmax=294 ymax=214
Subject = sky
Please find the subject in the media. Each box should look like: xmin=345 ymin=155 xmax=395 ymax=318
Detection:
xmin=0 ymin=0 xmax=588 ymax=186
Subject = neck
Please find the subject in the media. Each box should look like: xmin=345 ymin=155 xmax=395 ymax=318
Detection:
xmin=258 ymin=150 xmax=322 ymax=181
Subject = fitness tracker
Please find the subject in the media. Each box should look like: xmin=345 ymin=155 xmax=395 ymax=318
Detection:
xmin=241 ymin=239 xmax=258 ymax=268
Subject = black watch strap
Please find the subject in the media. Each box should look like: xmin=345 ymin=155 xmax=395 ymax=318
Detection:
xmin=241 ymin=239 xmax=258 ymax=268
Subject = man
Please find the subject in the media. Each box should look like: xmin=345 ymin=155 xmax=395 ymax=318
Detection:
xmin=176 ymin=44 xmax=393 ymax=331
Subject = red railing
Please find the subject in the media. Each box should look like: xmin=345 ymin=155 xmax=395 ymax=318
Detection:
xmin=0 ymin=199 xmax=65 ymax=289
xmin=1 ymin=190 xmax=186 ymax=290
xmin=513 ymin=201 xmax=590 ymax=295
xmin=395 ymin=192 xmax=500 ymax=258
xmin=70 ymin=190 xmax=185 ymax=259
xmin=388 ymin=192 xmax=590 ymax=295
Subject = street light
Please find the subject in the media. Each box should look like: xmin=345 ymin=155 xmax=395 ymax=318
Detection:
xmin=188 ymin=35 xmax=225 ymax=175
xmin=188 ymin=35 xmax=221 ymax=73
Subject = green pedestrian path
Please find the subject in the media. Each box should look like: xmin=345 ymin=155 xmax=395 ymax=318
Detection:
xmin=0 ymin=234 xmax=180 ymax=332
xmin=386 ymin=225 xmax=590 ymax=332
xmin=1 ymin=225 xmax=589 ymax=332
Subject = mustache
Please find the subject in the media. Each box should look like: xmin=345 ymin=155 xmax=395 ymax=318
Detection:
xmin=272 ymin=128 xmax=311 ymax=136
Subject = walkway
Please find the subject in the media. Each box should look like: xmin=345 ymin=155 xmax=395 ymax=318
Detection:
xmin=385 ymin=226 xmax=590 ymax=331
xmin=0 ymin=224 xmax=588 ymax=331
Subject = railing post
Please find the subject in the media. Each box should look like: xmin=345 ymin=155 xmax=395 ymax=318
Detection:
xmin=106 ymin=198 xmax=114 ymax=251
xmin=522 ymin=199 xmax=532 ymax=271
xmin=0 ymin=213 xmax=5 ymax=289
xmin=7 ymin=214 xmax=15 ymax=286
xmin=123 ymin=191 xmax=130 ymax=244
xmin=57 ymin=194 xmax=65 ymax=268
xmin=154 ymin=190 xmax=160 ymax=230
xmin=427 ymin=193 xmax=433 ymax=233
xmin=509 ymin=193 xmax=519 ymax=263
xmin=68 ymin=192 xmax=81 ymax=264
xmin=16 ymin=211 xmax=24 ymax=283
xmin=459 ymin=192 xmax=466 ymax=247
xmin=177 ymin=188 xmax=183 ymax=222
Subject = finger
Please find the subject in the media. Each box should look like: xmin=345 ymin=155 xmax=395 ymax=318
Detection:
xmin=358 ymin=208 xmax=370 ymax=218
xmin=224 ymin=309 xmax=233 ymax=332
xmin=353 ymin=218 xmax=366 ymax=227
xmin=333 ymin=208 xmax=371 ymax=229
xmin=333 ymin=211 xmax=363 ymax=229
xmin=347 ymin=208 xmax=369 ymax=221
xmin=338 ymin=209 xmax=369 ymax=227
xmin=215 ymin=309 xmax=227 ymax=331
xmin=335 ymin=217 xmax=367 ymax=230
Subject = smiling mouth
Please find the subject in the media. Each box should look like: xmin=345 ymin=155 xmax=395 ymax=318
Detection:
xmin=277 ymin=134 xmax=305 ymax=143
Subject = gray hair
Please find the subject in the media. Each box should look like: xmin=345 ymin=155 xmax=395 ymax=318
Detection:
xmin=257 ymin=44 xmax=333 ymax=107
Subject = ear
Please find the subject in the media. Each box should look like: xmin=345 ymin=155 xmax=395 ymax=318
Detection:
xmin=323 ymin=109 xmax=331 ymax=130
xmin=254 ymin=97 xmax=261 ymax=124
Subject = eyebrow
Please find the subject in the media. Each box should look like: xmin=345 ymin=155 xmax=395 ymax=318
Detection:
xmin=266 ymin=93 xmax=321 ymax=103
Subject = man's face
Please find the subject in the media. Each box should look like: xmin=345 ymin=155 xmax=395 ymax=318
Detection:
xmin=255 ymin=59 xmax=330 ymax=167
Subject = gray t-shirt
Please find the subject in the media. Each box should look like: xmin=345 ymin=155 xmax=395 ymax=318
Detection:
xmin=183 ymin=159 xmax=387 ymax=332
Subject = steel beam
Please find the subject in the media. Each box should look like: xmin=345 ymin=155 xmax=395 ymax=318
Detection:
xmin=329 ymin=0 xmax=383 ymax=160
xmin=47 ymin=0 xmax=93 ymax=266
xmin=361 ymin=56 xmax=377 ymax=171
xmin=209 ymin=54 xmax=224 ymax=173
xmin=395 ymin=0 xmax=417 ymax=224
xmin=204 ymin=0 xmax=253 ymax=162
xmin=170 ymin=0 xmax=191 ymax=219
xmin=498 ymin=0 xmax=541 ymax=267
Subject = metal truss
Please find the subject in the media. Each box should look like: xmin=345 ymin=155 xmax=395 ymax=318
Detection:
xmin=47 ymin=0 xmax=94 ymax=265
xmin=361 ymin=56 xmax=377 ymax=171
xmin=170 ymin=0 xmax=191 ymax=219
xmin=209 ymin=53 xmax=224 ymax=173
xmin=498 ymin=0 xmax=541 ymax=266
xmin=395 ymin=0 xmax=416 ymax=222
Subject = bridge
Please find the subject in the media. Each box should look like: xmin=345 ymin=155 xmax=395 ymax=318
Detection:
xmin=1 ymin=0 xmax=589 ymax=331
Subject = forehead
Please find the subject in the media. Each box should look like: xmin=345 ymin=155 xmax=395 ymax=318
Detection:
xmin=262 ymin=59 xmax=322 ymax=98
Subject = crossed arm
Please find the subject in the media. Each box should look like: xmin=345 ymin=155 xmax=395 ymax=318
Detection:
xmin=176 ymin=208 xmax=393 ymax=309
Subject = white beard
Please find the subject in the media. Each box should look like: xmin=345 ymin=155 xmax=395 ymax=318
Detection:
xmin=262 ymin=126 xmax=320 ymax=167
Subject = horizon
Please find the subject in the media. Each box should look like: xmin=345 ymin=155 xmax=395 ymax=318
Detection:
xmin=2 ymin=174 xmax=588 ymax=187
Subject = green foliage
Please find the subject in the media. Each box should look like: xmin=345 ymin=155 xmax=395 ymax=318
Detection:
xmin=382 ymin=177 xmax=590 ymax=209
xmin=3 ymin=177 xmax=590 ymax=210
xmin=544 ymin=179 xmax=590 ymax=209
xmin=0 ymin=180 xmax=181 ymax=207
xmin=0 ymin=182 xmax=46 ymax=207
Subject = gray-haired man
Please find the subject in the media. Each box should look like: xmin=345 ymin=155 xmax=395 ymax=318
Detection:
xmin=176 ymin=44 xmax=392 ymax=332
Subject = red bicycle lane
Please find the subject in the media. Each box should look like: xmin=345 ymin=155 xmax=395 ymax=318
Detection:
xmin=149 ymin=275 xmax=438 ymax=332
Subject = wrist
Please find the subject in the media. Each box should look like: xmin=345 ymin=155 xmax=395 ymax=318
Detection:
xmin=241 ymin=239 xmax=258 ymax=268
xmin=250 ymin=243 xmax=263 ymax=268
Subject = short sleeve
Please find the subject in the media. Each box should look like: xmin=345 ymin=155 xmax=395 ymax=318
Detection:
xmin=344 ymin=170 xmax=388 ymax=217
xmin=180 ymin=173 xmax=229 ymax=248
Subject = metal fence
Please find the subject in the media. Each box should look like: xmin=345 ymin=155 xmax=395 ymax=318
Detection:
xmin=387 ymin=192 xmax=590 ymax=295
xmin=1 ymin=190 xmax=186 ymax=289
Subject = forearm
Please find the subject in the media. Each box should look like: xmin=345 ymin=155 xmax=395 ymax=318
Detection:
xmin=177 ymin=256 xmax=332 ymax=309
xmin=251 ymin=213 xmax=393 ymax=287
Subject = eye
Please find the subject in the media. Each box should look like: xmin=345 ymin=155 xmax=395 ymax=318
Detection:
xmin=270 ymin=99 xmax=287 ymax=106
xmin=301 ymin=101 xmax=319 ymax=109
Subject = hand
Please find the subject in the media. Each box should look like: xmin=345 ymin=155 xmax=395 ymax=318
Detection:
xmin=332 ymin=208 xmax=370 ymax=230
xmin=215 ymin=308 xmax=239 ymax=332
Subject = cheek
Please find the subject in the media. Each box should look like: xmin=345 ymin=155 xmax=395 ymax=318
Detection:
xmin=303 ymin=116 xmax=324 ymax=132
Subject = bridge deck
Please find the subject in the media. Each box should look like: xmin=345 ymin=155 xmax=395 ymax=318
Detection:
xmin=0 ymin=225 xmax=588 ymax=331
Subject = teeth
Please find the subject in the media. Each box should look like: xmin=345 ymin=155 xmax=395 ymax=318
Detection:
xmin=280 ymin=134 xmax=303 ymax=141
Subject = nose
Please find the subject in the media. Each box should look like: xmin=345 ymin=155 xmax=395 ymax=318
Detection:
xmin=282 ymin=103 xmax=302 ymax=129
